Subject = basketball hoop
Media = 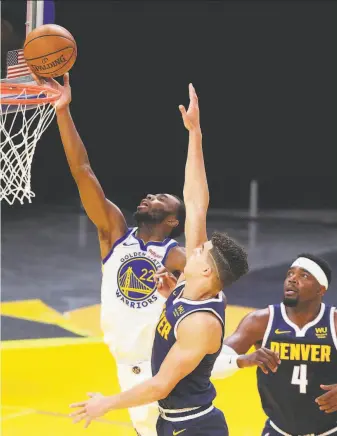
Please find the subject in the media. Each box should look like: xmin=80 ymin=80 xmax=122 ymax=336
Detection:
xmin=0 ymin=82 xmax=61 ymax=205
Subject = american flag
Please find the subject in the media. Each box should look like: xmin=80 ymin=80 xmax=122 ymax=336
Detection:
xmin=6 ymin=49 xmax=30 ymax=79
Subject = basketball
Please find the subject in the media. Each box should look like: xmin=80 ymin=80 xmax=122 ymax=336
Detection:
xmin=23 ymin=24 xmax=77 ymax=78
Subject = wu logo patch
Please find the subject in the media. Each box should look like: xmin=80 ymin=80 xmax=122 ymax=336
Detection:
xmin=315 ymin=327 xmax=328 ymax=339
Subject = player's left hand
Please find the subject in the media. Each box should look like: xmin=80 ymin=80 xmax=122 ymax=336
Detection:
xmin=154 ymin=267 xmax=177 ymax=297
xmin=179 ymin=83 xmax=200 ymax=132
xmin=237 ymin=347 xmax=281 ymax=374
xmin=315 ymin=384 xmax=337 ymax=414
xmin=27 ymin=68 xmax=71 ymax=112
xmin=69 ymin=392 xmax=111 ymax=428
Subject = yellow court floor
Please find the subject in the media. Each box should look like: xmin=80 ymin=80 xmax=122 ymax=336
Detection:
xmin=1 ymin=302 xmax=267 ymax=436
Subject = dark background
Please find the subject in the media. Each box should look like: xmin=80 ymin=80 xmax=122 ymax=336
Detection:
xmin=2 ymin=0 xmax=336 ymax=211
xmin=1 ymin=1 xmax=336 ymax=337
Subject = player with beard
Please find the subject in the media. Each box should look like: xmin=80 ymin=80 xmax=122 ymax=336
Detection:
xmin=154 ymin=252 xmax=337 ymax=435
xmin=52 ymin=73 xmax=186 ymax=436
xmin=70 ymin=83 xmax=251 ymax=435
xmin=212 ymin=253 xmax=337 ymax=435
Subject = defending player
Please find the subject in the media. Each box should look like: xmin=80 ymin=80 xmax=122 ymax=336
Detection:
xmin=216 ymin=253 xmax=337 ymax=435
xmin=41 ymin=73 xmax=186 ymax=436
xmin=69 ymin=83 xmax=249 ymax=435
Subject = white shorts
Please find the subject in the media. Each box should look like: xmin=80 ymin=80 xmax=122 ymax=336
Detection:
xmin=117 ymin=361 xmax=159 ymax=436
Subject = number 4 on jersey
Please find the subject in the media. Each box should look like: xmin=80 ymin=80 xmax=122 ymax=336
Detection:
xmin=291 ymin=364 xmax=308 ymax=394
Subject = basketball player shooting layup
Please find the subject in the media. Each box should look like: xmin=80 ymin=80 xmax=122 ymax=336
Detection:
xmin=69 ymin=83 xmax=249 ymax=435
xmin=42 ymin=72 xmax=186 ymax=436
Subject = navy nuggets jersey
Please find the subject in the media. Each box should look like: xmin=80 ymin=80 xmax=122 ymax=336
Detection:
xmin=258 ymin=303 xmax=337 ymax=435
xmin=151 ymin=281 xmax=225 ymax=410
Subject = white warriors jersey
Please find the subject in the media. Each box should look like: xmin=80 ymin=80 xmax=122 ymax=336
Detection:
xmin=101 ymin=227 xmax=179 ymax=364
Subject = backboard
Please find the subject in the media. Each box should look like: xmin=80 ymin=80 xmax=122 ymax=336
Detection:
xmin=26 ymin=0 xmax=55 ymax=36
xmin=1 ymin=1 xmax=57 ymax=205
xmin=1 ymin=0 xmax=55 ymax=81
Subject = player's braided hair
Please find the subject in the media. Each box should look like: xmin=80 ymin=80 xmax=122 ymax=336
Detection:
xmin=209 ymin=231 xmax=249 ymax=287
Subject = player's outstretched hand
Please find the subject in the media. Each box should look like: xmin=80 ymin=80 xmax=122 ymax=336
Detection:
xmin=69 ymin=392 xmax=110 ymax=428
xmin=315 ymin=384 xmax=337 ymax=414
xmin=29 ymin=71 xmax=71 ymax=112
xmin=154 ymin=267 xmax=177 ymax=298
xmin=237 ymin=347 xmax=281 ymax=374
xmin=179 ymin=83 xmax=200 ymax=132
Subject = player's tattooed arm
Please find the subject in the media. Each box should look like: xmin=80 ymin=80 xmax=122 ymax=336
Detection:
xmin=69 ymin=312 xmax=221 ymax=427
xmin=51 ymin=74 xmax=127 ymax=258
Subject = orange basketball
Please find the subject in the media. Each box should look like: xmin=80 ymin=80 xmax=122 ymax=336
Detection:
xmin=23 ymin=24 xmax=77 ymax=78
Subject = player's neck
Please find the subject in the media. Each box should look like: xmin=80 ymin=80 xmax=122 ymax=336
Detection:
xmin=285 ymin=300 xmax=322 ymax=328
xmin=183 ymin=279 xmax=214 ymax=301
xmin=136 ymin=223 xmax=169 ymax=243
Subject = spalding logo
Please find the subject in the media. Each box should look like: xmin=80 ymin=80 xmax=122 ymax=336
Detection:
xmin=31 ymin=54 xmax=67 ymax=73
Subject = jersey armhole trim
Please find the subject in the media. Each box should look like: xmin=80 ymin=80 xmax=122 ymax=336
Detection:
xmin=174 ymin=290 xmax=224 ymax=306
xmin=261 ymin=305 xmax=274 ymax=348
xmin=102 ymin=228 xmax=133 ymax=265
xmin=330 ymin=307 xmax=337 ymax=350
xmin=174 ymin=308 xmax=224 ymax=340
xmin=171 ymin=283 xmax=186 ymax=303
xmin=162 ymin=242 xmax=179 ymax=267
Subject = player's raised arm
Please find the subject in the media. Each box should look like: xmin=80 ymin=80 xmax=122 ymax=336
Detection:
xmin=69 ymin=312 xmax=221 ymax=427
xmin=179 ymin=84 xmax=208 ymax=258
xmin=46 ymin=74 xmax=127 ymax=255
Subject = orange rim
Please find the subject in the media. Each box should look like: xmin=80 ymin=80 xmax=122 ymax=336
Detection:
xmin=0 ymin=82 xmax=61 ymax=105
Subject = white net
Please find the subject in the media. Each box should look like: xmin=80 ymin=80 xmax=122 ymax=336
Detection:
xmin=0 ymin=88 xmax=56 ymax=205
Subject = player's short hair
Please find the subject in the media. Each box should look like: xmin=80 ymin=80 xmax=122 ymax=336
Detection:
xmin=209 ymin=231 xmax=249 ymax=287
xmin=170 ymin=195 xmax=185 ymax=238
xmin=296 ymin=253 xmax=332 ymax=284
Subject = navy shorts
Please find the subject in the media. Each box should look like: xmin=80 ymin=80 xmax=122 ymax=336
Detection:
xmin=156 ymin=407 xmax=228 ymax=436
xmin=261 ymin=420 xmax=337 ymax=436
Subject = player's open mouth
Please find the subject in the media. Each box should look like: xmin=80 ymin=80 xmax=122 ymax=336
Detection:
xmin=137 ymin=200 xmax=149 ymax=209
xmin=285 ymin=288 xmax=298 ymax=296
